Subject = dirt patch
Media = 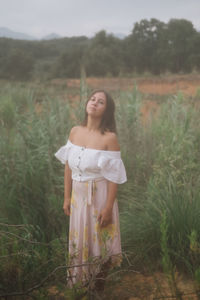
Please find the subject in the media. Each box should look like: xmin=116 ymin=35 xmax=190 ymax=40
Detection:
xmin=103 ymin=271 xmax=199 ymax=300
xmin=51 ymin=74 xmax=200 ymax=97
xmin=45 ymin=271 xmax=199 ymax=299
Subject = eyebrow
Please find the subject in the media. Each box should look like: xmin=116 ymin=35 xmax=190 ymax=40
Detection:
xmin=91 ymin=96 xmax=105 ymax=101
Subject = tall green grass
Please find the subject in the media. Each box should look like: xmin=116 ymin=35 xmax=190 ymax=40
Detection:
xmin=0 ymin=83 xmax=73 ymax=295
xmin=0 ymin=85 xmax=71 ymax=233
xmin=120 ymin=92 xmax=200 ymax=272
xmin=1 ymin=80 xmax=200 ymax=297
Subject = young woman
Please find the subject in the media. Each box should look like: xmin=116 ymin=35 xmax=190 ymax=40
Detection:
xmin=55 ymin=90 xmax=127 ymax=288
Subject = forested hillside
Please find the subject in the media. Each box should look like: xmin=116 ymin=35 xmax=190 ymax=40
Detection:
xmin=0 ymin=18 xmax=200 ymax=80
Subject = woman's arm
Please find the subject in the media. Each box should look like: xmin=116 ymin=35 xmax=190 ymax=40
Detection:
xmin=63 ymin=127 xmax=77 ymax=216
xmin=98 ymin=181 xmax=118 ymax=227
xmin=63 ymin=162 xmax=72 ymax=216
xmin=98 ymin=132 xmax=119 ymax=227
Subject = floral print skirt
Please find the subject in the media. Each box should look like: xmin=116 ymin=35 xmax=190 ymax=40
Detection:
xmin=67 ymin=178 xmax=122 ymax=287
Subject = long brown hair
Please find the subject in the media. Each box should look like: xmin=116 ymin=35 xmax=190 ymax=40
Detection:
xmin=82 ymin=89 xmax=117 ymax=134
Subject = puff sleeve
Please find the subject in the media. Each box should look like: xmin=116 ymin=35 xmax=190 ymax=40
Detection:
xmin=98 ymin=152 xmax=127 ymax=184
xmin=54 ymin=140 xmax=71 ymax=164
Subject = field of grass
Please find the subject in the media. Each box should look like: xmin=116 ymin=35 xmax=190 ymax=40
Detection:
xmin=1 ymin=77 xmax=200 ymax=299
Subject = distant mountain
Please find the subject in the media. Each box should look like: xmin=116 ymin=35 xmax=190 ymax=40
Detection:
xmin=0 ymin=27 xmax=126 ymax=41
xmin=0 ymin=27 xmax=62 ymax=41
xmin=42 ymin=33 xmax=61 ymax=40
xmin=0 ymin=27 xmax=36 ymax=40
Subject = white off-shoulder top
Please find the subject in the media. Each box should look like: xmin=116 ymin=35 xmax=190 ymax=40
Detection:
xmin=55 ymin=140 xmax=127 ymax=184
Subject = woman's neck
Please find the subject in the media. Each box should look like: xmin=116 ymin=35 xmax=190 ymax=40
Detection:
xmin=86 ymin=116 xmax=101 ymax=131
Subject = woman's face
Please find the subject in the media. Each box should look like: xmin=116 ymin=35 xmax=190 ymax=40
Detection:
xmin=86 ymin=92 xmax=107 ymax=118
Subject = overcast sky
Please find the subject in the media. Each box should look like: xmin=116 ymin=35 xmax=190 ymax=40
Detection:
xmin=1 ymin=0 xmax=200 ymax=38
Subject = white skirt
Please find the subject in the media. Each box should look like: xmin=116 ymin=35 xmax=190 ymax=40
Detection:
xmin=67 ymin=178 xmax=122 ymax=287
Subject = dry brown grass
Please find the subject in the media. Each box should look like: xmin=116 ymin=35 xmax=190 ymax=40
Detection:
xmin=51 ymin=74 xmax=200 ymax=96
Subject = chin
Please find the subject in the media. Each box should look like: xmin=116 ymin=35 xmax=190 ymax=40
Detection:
xmin=88 ymin=110 xmax=98 ymax=116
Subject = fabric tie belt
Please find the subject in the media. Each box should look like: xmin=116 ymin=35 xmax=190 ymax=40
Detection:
xmin=87 ymin=177 xmax=105 ymax=206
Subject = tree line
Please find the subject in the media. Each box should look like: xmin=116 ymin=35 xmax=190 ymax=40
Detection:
xmin=0 ymin=18 xmax=200 ymax=80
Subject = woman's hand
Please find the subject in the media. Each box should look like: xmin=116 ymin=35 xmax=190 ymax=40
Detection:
xmin=63 ymin=199 xmax=71 ymax=216
xmin=98 ymin=207 xmax=112 ymax=227
xmin=98 ymin=181 xmax=117 ymax=227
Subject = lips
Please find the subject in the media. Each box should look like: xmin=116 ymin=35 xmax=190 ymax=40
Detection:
xmin=89 ymin=106 xmax=96 ymax=111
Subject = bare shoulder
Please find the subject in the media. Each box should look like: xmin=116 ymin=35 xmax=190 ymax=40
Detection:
xmin=69 ymin=126 xmax=83 ymax=141
xmin=105 ymin=132 xmax=120 ymax=151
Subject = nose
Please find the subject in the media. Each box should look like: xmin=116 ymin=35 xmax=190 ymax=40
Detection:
xmin=92 ymin=99 xmax=98 ymax=106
